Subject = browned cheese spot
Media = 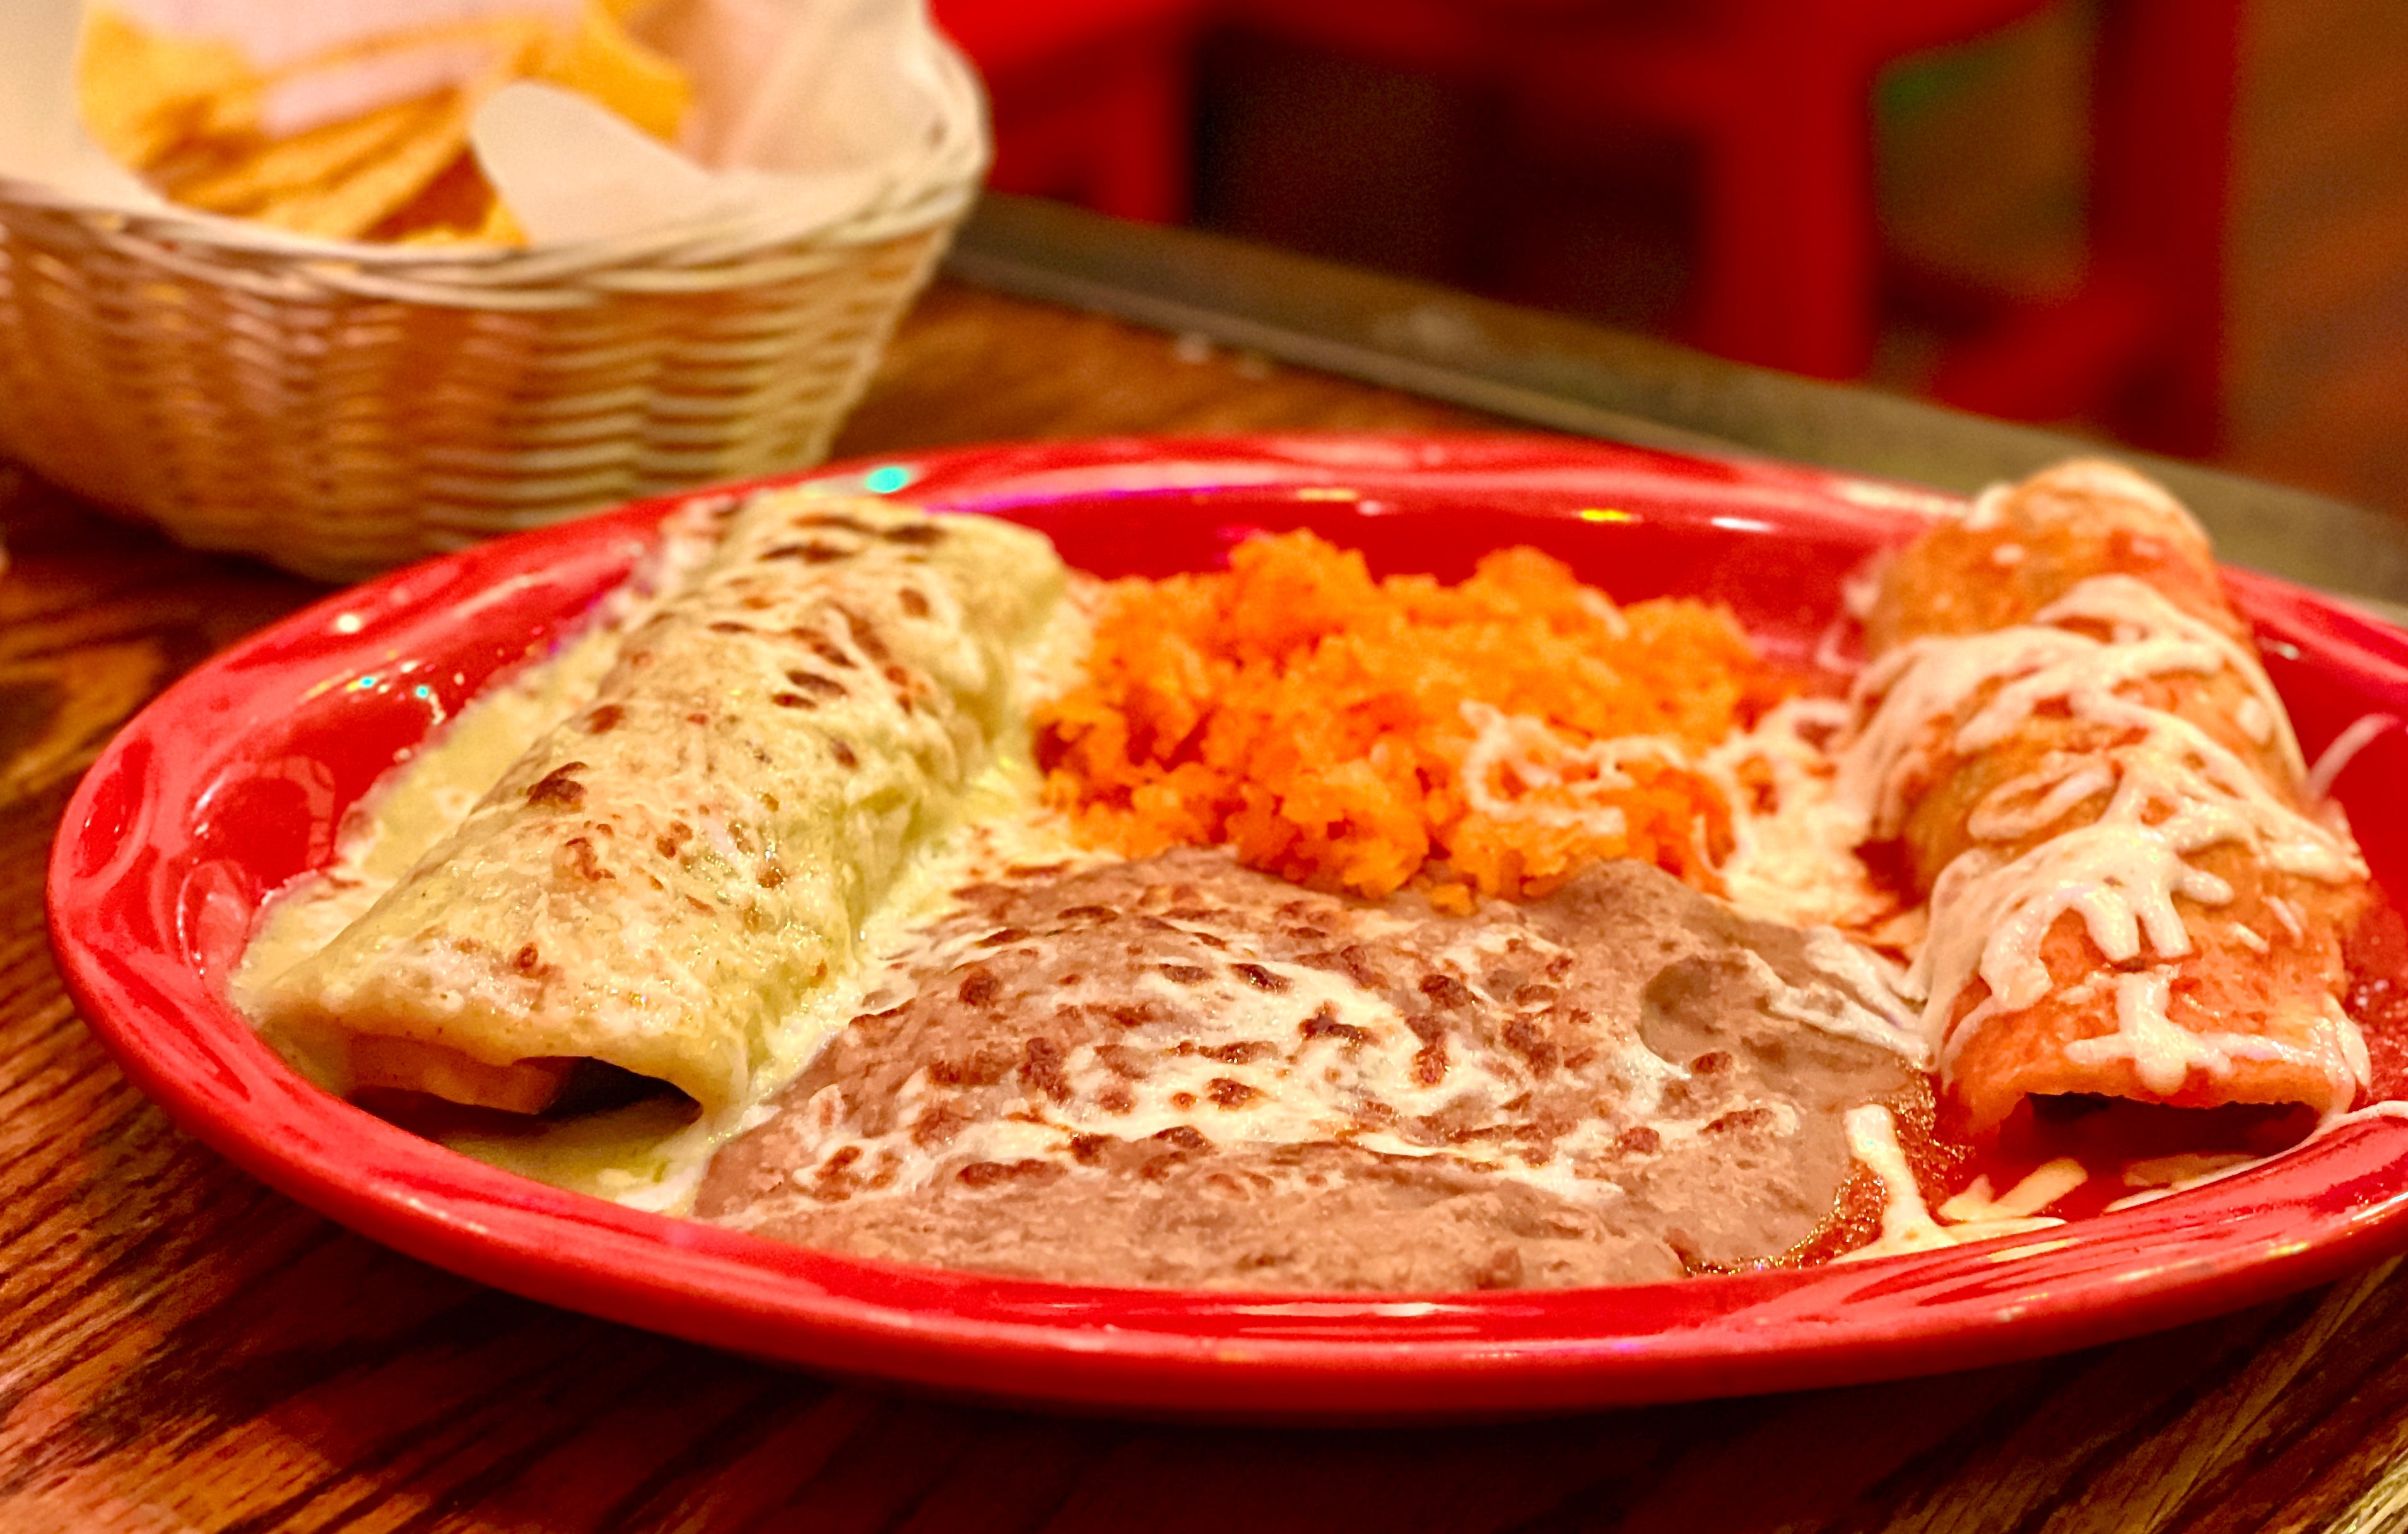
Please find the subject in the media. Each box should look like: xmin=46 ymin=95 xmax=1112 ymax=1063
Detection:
xmin=1412 ymin=1042 xmax=1448 ymax=1086
xmin=911 ymin=1101 xmax=968 ymax=1149
xmin=1230 ymin=963 xmax=1289 ymax=993
xmin=525 ymin=763 xmax=587 ymax=810
xmin=899 ymin=588 xmax=931 ymax=618
xmin=1419 ymin=973 xmax=1477 ymax=1010
xmin=799 ymin=634 xmax=857 ymax=670
xmin=784 ymin=670 xmax=849 ymax=700
xmin=583 ymin=704 xmax=623 ymax=734
xmin=829 ymin=739 xmax=859 ymax=769
xmin=1153 ymin=1125 xmax=1210 ymax=1150
xmin=1298 ymin=1005 xmax=1370 ymax=1047
xmin=958 ymin=968 xmax=1002 ymax=1008
xmin=1502 ymin=1017 xmax=1559 ymax=1074
xmin=561 ymin=837 xmax=611 ymax=883
xmin=1207 ymin=1077 xmax=1262 ymax=1109
xmin=929 ymin=1046 xmax=1014 ymax=1087
xmin=1204 ymin=1040 xmax=1277 ymax=1064
xmin=1706 ymin=1107 xmax=1777 ymax=1135
xmin=811 ymin=1145 xmax=863 ymax=1202
xmin=512 ymin=943 xmax=541 ymax=974
xmin=883 ymin=522 xmax=944 ymax=546
xmin=1019 ymin=1036 xmax=1070 ymax=1102
xmin=796 ymin=512 xmax=876 ymax=534
xmin=1159 ymin=964 xmax=1211 ymax=985
xmin=837 ymin=607 xmax=893 ymax=664
xmin=762 ymin=541 xmax=852 ymax=564
xmin=1302 ymin=945 xmax=1383 ymax=988
xmin=958 ymin=1159 xmax=1059 ymax=1189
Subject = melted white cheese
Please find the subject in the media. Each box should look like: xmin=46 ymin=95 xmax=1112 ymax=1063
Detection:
xmin=1457 ymin=700 xmax=1684 ymax=837
xmin=237 ymin=503 xmax=734 ymax=1001
xmin=1836 ymin=571 xmax=2368 ymax=1091
xmin=1447 ymin=694 xmax=1923 ymax=1069
xmin=1838 ymin=1105 xmax=2065 ymax=1260
xmin=749 ymin=891 xmax=1783 ymax=1217
xmin=1937 ymin=1157 xmax=2088 ymax=1222
xmin=235 ymin=542 xmax=1103 ymax=1212
xmin=2306 ymin=712 xmax=2401 ymax=800
xmin=1702 ymin=697 xmax=1900 ymax=932
xmin=2059 ymin=968 xmax=2318 ymax=1096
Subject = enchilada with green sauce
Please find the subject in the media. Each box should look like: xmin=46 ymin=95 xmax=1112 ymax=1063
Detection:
xmin=249 ymin=492 xmax=1067 ymax=1118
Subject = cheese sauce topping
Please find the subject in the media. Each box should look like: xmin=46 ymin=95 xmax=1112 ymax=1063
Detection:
xmin=1834 ymin=571 xmax=2367 ymax=1091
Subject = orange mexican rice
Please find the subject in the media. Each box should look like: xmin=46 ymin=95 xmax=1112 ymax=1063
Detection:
xmin=1033 ymin=531 xmax=1790 ymax=908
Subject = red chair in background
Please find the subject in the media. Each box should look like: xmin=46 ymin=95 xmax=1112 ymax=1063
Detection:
xmin=946 ymin=0 xmax=2244 ymax=452
xmin=1493 ymin=0 xmax=2245 ymax=452
xmin=932 ymin=0 xmax=1214 ymax=223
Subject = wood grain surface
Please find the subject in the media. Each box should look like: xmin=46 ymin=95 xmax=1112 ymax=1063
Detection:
xmin=6 ymin=282 xmax=2408 ymax=1533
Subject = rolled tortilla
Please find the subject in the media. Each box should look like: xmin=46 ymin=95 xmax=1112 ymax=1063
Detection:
xmin=254 ymin=491 xmax=1066 ymax=1117
xmin=1841 ymin=460 xmax=2371 ymax=1135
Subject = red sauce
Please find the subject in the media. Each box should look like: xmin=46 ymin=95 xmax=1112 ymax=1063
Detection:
xmin=2347 ymin=893 xmax=2408 ymax=1101
xmin=1880 ymin=891 xmax=2408 ymax=1232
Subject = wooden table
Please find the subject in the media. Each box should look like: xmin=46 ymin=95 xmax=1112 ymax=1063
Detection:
xmin=8 ymin=281 xmax=2408 ymax=1533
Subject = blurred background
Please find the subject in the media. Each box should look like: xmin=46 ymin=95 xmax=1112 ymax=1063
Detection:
xmin=932 ymin=0 xmax=2408 ymax=517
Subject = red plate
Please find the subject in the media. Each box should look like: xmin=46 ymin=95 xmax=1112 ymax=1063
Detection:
xmin=47 ymin=435 xmax=2408 ymax=1419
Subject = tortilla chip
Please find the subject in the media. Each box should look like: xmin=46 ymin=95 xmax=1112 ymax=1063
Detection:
xmin=160 ymin=97 xmax=432 ymax=212
xmin=78 ymin=1 xmax=692 ymax=244
xmin=535 ymin=0 xmax=692 ymax=142
xmin=394 ymin=196 xmax=526 ymax=247
xmin=249 ymin=94 xmax=478 ymax=238
xmin=371 ymin=150 xmax=526 ymax=245
xmin=238 ymin=20 xmax=551 ymax=240
xmin=75 ymin=6 xmax=257 ymax=169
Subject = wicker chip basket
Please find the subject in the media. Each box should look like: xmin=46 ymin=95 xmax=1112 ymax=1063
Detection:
xmin=0 ymin=65 xmax=985 ymax=581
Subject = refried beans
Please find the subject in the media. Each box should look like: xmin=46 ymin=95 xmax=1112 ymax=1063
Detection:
xmin=695 ymin=850 xmax=1932 ymax=1289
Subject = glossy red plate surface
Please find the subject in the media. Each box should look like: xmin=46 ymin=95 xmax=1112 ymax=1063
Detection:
xmin=48 ymin=435 xmax=2408 ymax=1420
